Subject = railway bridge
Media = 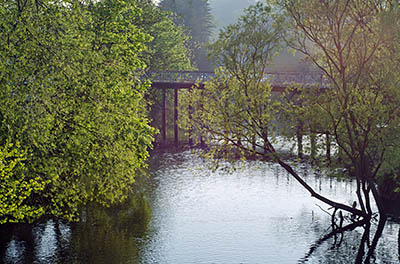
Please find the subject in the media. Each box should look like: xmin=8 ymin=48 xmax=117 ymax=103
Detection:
xmin=147 ymin=70 xmax=329 ymax=147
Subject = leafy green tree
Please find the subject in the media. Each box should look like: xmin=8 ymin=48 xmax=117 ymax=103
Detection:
xmin=180 ymin=2 xmax=283 ymax=157
xmin=277 ymin=1 xmax=400 ymax=259
xmin=281 ymin=0 xmax=400 ymax=213
xmin=181 ymin=0 xmax=400 ymax=226
xmin=180 ymin=2 xmax=362 ymax=217
xmin=0 ymin=139 xmax=45 ymax=224
xmin=132 ymin=0 xmax=193 ymax=71
xmin=159 ymin=0 xmax=214 ymax=70
xmin=0 ymin=0 xmax=155 ymax=223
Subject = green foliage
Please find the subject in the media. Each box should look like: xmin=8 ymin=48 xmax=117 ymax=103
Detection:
xmin=180 ymin=2 xmax=284 ymax=158
xmin=132 ymin=0 xmax=193 ymax=71
xmin=281 ymin=1 xmax=400 ymax=165
xmin=180 ymin=0 xmax=400 ymax=221
xmin=0 ymin=0 xmax=155 ymax=222
xmin=0 ymin=139 xmax=45 ymax=224
xmin=276 ymin=0 xmax=400 ymax=215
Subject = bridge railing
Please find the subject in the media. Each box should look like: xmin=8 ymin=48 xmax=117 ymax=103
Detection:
xmin=147 ymin=70 xmax=330 ymax=88
xmin=146 ymin=71 xmax=216 ymax=83
xmin=265 ymin=72 xmax=331 ymax=87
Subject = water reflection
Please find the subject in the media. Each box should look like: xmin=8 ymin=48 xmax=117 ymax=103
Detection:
xmin=1 ymin=196 xmax=150 ymax=264
xmin=33 ymin=220 xmax=58 ymax=262
xmin=4 ymin=240 xmax=25 ymax=263
xmin=1 ymin=151 xmax=400 ymax=263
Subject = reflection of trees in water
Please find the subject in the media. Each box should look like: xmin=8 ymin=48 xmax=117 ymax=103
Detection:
xmin=262 ymin=153 xmax=398 ymax=262
xmin=0 ymin=223 xmax=36 ymax=263
xmin=299 ymin=218 xmax=400 ymax=263
xmin=69 ymin=196 xmax=151 ymax=264
xmin=2 ymin=157 xmax=400 ymax=263
xmin=0 ymin=195 xmax=151 ymax=264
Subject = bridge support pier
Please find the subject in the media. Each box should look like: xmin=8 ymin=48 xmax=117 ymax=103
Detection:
xmin=326 ymin=132 xmax=331 ymax=161
xmin=188 ymin=88 xmax=193 ymax=147
xmin=296 ymin=125 xmax=303 ymax=159
xmin=162 ymin=87 xmax=166 ymax=143
xmin=310 ymin=133 xmax=316 ymax=160
xmin=174 ymin=86 xmax=179 ymax=147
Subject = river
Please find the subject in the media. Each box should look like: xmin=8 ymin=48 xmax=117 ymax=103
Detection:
xmin=1 ymin=150 xmax=399 ymax=263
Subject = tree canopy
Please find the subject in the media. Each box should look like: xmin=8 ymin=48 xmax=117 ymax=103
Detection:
xmin=0 ymin=0 xmax=156 ymax=223
xmin=133 ymin=0 xmax=193 ymax=71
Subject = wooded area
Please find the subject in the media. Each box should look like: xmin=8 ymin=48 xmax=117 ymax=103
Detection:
xmin=1 ymin=3 xmax=400 ymax=254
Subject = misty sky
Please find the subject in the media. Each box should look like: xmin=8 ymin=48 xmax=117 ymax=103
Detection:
xmin=152 ymin=0 xmax=308 ymax=71
xmin=153 ymin=0 xmax=260 ymax=36
xmin=210 ymin=0 xmax=259 ymax=34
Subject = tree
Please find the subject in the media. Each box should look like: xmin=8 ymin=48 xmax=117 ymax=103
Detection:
xmin=0 ymin=139 xmax=45 ymax=224
xmin=281 ymin=0 xmax=400 ymax=213
xmin=279 ymin=1 xmax=400 ymax=258
xmin=181 ymin=0 xmax=363 ymax=216
xmin=132 ymin=0 xmax=193 ymax=71
xmin=180 ymin=1 xmax=400 ymax=260
xmin=0 ymin=0 xmax=155 ymax=223
xmin=129 ymin=0 xmax=194 ymax=143
xmin=159 ymin=0 xmax=214 ymax=70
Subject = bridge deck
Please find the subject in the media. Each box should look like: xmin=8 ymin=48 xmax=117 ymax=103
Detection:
xmin=147 ymin=70 xmax=331 ymax=90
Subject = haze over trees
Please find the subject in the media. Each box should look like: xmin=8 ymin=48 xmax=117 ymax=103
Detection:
xmin=208 ymin=0 xmax=309 ymax=72
xmin=159 ymin=0 xmax=214 ymax=70
xmin=135 ymin=0 xmax=192 ymax=71
xmin=210 ymin=0 xmax=258 ymax=34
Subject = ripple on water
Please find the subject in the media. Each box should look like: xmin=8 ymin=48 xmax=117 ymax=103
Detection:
xmin=143 ymin=151 xmax=399 ymax=264
xmin=1 ymin=151 xmax=400 ymax=264
xmin=33 ymin=220 xmax=58 ymax=263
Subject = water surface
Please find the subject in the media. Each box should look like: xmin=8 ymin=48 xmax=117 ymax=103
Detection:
xmin=1 ymin=151 xmax=399 ymax=263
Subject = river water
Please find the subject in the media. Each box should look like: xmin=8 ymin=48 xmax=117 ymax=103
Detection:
xmin=1 ymin=151 xmax=399 ymax=263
